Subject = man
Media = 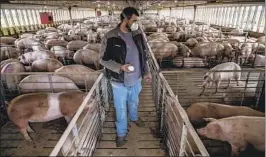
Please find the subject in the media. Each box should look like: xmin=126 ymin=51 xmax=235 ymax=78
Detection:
xmin=100 ymin=7 xmax=151 ymax=147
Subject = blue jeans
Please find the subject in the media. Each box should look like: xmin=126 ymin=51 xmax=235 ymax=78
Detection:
xmin=111 ymin=79 xmax=142 ymax=137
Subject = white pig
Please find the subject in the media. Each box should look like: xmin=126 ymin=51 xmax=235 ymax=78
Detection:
xmin=31 ymin=58 xmax=63 ymax=72
xmin=199 ymin=62 xmax=241 ymax=96
xmin=55 ymin=65 xmax=99 ymax=89
xmin=67 ymin=40 xmax=88 ymax=51
xmin=19 ymin=75 xmax=81 ymax=93
xmin=73 ymin=49 xmax=100 ymax=70
xmin=0 ymin=47 xmax=21 ymax=61
xmin=197 ymin=116 xmax=265 ymax=156
xmin=18 ymin=50 xmax=56 ymax=64
xmin=0 ymin=37 xmax=16 ymax=45
xmin=50 ymin=46 xmax=74 ymax=59
xmin=1 ymin=58 xmax=20 ymax=69
xmin=1 ymin=62 xmax=26 ymax=91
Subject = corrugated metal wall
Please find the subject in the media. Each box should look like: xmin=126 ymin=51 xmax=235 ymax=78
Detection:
xmin=145 ymin=3 xmax=265 ymax=33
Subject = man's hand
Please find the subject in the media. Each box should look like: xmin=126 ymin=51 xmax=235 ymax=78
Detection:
xmin=120 ymin=64 xmax=132 ymax=73
xmin=144 ymin=73 xmax=152 ymax=84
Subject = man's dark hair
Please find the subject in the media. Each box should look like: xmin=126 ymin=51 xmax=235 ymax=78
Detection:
xmin=120 ymin=7 xmax=139 ymax=21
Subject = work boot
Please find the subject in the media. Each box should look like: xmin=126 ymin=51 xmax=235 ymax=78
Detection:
xmin=116 ymin=136 xmax=127 ymax=147
xmin=132 ymin=118 xmax=145 ymax=127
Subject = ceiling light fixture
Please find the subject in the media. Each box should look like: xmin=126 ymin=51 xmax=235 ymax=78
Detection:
xmin=107 ymin=1 xmax=110 ymax=5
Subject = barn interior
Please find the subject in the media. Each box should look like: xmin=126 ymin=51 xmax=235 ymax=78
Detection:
xmin=0 ymin=0 xmax=265 ymax=157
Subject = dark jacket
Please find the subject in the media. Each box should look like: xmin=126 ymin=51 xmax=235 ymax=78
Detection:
xmin=99 ymin=25 xmax=149 ymax=83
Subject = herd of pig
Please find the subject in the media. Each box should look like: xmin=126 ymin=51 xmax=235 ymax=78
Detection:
xmin=1 ymin=20 xmax=117 ymax=155
xmin=140 ymin=17 xmax=265 ymax=68
xmin=0 ymin=20 xmax=120 ymax=92
xmin=1 ymin=16 xmax=265 ymax=156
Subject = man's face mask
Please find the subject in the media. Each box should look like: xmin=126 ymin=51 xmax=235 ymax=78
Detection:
xmin=123 ymin=13 xmax=139 ymax=31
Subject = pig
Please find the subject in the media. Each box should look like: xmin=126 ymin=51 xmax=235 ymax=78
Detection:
xmin=252 ymin=54 xmax=265 ymax=67
xmin=1 ymin=58 xmax=20 ymax=69
xmin=67 ymin=40 xmax=88 ymax=51
xmin=19 ymin=75 xmax=80 ymax=93
xmin=55 ymin=65 xmax=99 ymax=89
xmin=0 ymin=37 xmax=16 ymax=45
xmin=221 ymin=42 xmax=235 ymax=62
xmin=171 ymin=42 xmax=191 ymax=57
xmin=229 ymin=28 xmax=244 ymax=35
xmin=197 ymin=116 xmax=265 ymax=156
xmin=45 ymin=27 xmax=58 ymax=32
xmin=18 ymin=50 xmax=56 ymax=64
xmin=151 ymin=43 xmax=178 ymax=65
xmin=83 ymin=43 xmax=101 ymax=52
xmin=199 ymin=62 xmax=241 ymax=96
xmin=50 ymin=46 xmax=74 ymax=59
xmin=195 ymin=37 xmax=208 ymax=43
xmin=36 ymin=29 xmax=46 ymax=36
xmin=31 ymin=58 xmax=63 ymax=72
xmin=172 ymin=57 xmax=207 ymax=68
xmin=45 ymin=39 xmax=68 ymax=50
xmin=252 ymin=43 xmax=265 ymax=55
xmin=240 ymin=43 xmax=253 ymax=63
xmin=191 ymin=42 xmax=224 ymax=61
xmin=7 ymin=91 xmax=89 ymax=141
xmin=165 ymin=26 xmax=177 ymax=33
xmin=15 ymin=38 xmax=41 ymax=51
xmin=73 ymin=49 xmax=100 ymax=70
xmin=20 ymin=33 xmax=34 ymax=38
xmin=185 ymin=38 xmax=198 ymax=48
xmin=1 ymin=62 xmax=26 ymax=91
xmin=256 ymin=36 xmax=265 ymax=45
xmin=0 ymin=47 xmax=21 ymax=61
xmin=187 ymin=102 xmax=265 ymax=124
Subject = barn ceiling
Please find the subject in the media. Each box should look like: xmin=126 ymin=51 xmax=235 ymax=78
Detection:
xmin=6 ymin=0 xmax=265 ymax=10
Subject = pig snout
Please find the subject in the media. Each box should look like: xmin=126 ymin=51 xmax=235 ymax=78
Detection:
xmin=197 ymin=128 xmax=206 ymax=136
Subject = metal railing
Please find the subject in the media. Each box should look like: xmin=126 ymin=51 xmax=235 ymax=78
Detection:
xmin=140 ymin=22 xmax=210 ymax=156
xmin=162 ymin=69 xmax=265 ymax=109
xmin=0 ymin=71 xmax=101 ymax=109
xmin=49 ymin=73 xmax=111 ymax=156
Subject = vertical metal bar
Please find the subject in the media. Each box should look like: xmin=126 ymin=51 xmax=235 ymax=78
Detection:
xmin=251 ymin=6 xmax=259 ymax=31
xmin=240 ymin=6 xmax=247 ymax=29
xmin=255 ymin=72 xmax=265 ymax=109
xmin=236 ymin=6 xmax=243 ymax=28
xmin=179 ymin=123 xmax=188 ymax=157
xmin=14 ymin=9 xmax=22 ymax=29
xmin=48 ymin=74 xmax=54 ymax=93
xmin=230 ymin=7 xmax=236 ymax=27
xmin=225 ymin=7 xmax=232 ymax=27
xmin=159 ymin=85 xmax=165 ymax=134
xmin=244 ymin=6 xmax=252 ymax=30
xmin=34 ymin=10 xmax=40 ymax=28
xmin=102 ymin=76 xmax=109 ymax=111
xmin=2 ymin=9 xmax=10 ymax=29
xmin=222 ymin=7 xmax=228 ymax=26
xmin=8 ymin=9 xmax=16 ymax=28
xmin=241 ymin=72 xmax=250 ymax=106
xmin=25 ymin=9 xmax=33 ymax=30
xmin=257 ymin=6 xmax=264 ymax=32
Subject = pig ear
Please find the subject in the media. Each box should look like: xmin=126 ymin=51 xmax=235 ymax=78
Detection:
xmin=203 ymin=117 xmax=216 ymax=122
